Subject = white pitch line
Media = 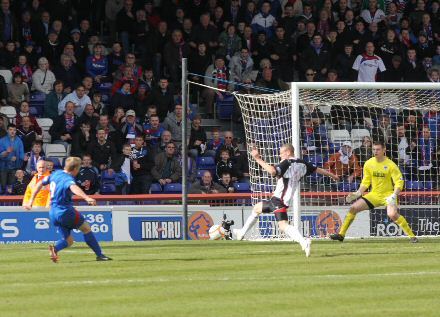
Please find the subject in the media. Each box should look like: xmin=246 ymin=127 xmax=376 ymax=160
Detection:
xmin=6 ymin=271 xmax=440 ymax=288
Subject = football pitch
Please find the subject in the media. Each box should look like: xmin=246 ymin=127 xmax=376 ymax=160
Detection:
xmin=1 ymin=239 xmax=440 ymax=317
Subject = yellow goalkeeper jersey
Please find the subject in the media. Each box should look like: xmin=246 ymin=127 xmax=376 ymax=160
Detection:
xmin=360 ymin=157 xmax=404 ymax=195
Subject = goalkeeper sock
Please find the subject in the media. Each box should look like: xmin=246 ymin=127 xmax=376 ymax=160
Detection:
xmin=241 ymin=211 xmax=259 ymax=235
xmin=54 ymin=239 xmax=68 ymax=253
xmin=395 ymin=215 xmax=416 ymax=238
xmin=339 ymin=212 xmax=356 ymax=237
xmin=84 ymin=232 xmax=103 ymax=257
xmin=285 ymin=225 xmax=306 ymax=248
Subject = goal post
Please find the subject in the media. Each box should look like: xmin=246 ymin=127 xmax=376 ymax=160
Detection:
xmin=234 ymin=82 xmax=440 ymax=240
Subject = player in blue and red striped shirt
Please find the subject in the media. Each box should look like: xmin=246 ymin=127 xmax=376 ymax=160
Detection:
xmin=24 ymin=157 xmax=111 ymax=263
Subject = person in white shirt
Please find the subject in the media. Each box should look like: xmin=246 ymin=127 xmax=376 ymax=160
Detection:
xmin=31 ymin=57 xmax=56 ymax=95
xmin=360 ymin=0 xmax=385 ymax=24
xmin=58 ymin=84 xmax=92 ymax=116
xmin=352 ymin=41 xmax=386 ymax=82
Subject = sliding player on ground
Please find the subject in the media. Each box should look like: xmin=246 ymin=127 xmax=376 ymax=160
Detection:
xmin=233 ymin=144 xmax=340 ymax=257
xmin=330 ymin=141 xmax=417 ymax=242
xmin=23 ymin=157 xmax=112 ymax=262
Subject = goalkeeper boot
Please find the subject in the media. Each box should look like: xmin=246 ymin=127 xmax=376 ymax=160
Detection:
xmin=329 ymin=233 xmax=345 ymax=242
xmin=303 ymin=238 xmax=312 ymax=257
xmin=96 ymin=254 xmax=113 ymax=261
xmin=49 ymin=245 xmax=59 ymax=263
xmin=410 ymin=237 xmax=419 ymax=243
xmin=233 ymin=229 xmax=244 ymax=241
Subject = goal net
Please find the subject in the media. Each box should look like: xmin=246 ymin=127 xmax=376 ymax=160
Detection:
xmin=234 ymin=82 xmax=440 ymax=240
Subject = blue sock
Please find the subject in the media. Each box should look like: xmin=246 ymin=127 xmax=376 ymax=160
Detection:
xmin=54 ymin=239 xmax=69 ymax=253
xmin=84 ymin=232 xmax=103 ymax=256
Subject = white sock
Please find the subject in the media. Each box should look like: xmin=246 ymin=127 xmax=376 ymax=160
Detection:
xmin=240 ymin=211 xmax=259 ymax=235
xmin=285 ymin=225 xmax=306 ymax=249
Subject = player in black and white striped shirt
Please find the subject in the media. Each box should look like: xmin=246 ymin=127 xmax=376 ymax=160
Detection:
xmin=233 ymin=144 xmax=339 ymax=257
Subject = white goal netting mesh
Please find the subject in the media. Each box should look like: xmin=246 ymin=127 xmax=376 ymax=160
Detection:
xmin=234 ymin=87 xmax=440 ymax=239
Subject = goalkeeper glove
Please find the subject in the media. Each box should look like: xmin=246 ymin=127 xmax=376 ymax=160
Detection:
xmin=346 ymin=191 xmax=361 ymax=203
xmin=385 ymin=193 xmax=397 ymax=206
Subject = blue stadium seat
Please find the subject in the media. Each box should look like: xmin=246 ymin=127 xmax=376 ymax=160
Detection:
xmin=164 ymin=183 xmax=182 ymax=193
xmin=30 ymin=92 xmax=46 ymax=102
xmin=100 ymin=183 xmax=116 ymax=194
xmin=216 ymin=94 xmax=234 ymax=119
xmin=304 ymin=154 xmax=324 ymax=167
xmin=47 ymin=157 xmax=62 ymax=169
xmin=150 ymin=183 xmax=163 ymax=194
xmin=406 ymin=181 xmax=433 ymax=191
xmin=98 ymin=82 xmax=112 ymax=91
xmin=338 ymin=182 xmax=359 ymax=192
xmin=234 ymin=182 xmax=251 ymax=193
xmin=197 ymin=156 xmax=216 ymax=170
xmin=196 ymin=169 xmax=208 ymax=179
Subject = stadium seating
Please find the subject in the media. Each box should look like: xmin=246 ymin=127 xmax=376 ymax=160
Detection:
xmin=36 ymin=118 xmax=53 ymax=143
xmin=164 ymin=183 xmax=182 ymax=193
xmin=197 ymin=156 xmax=216 ymax=170
xmin=234 ymin=182 xmax=251 ymax=193
xmin=100 ymin=170 xmax=117 ymax=194
xmin=405 ymin=181 xmax=433 ymax=191
xmin=350 ymin=129 xmax=370 ymax=149
xmin=215 ymin=94 xmax=234 ymax=120
xmin=150 ymin=183 xmax=163 ymax=194
xmin=337 ymin=181 xmax=360 ymax=192
xmin=44 ymin=144 xmax=67 ymax=158
xmin=329 ymin=129 xmax=351 ymax=147
xmin=0 ymin=106 xmax=17 ymax=122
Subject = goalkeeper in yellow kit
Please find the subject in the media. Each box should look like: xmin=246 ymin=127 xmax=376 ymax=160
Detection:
xmin=330 ymin=141 xmax=418 ymax=242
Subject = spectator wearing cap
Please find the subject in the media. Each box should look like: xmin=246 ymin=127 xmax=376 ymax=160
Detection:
xmin=324 ymin=141 xmax=362 ymax=184
xmin=146 ymin=78 xmax=175 ymax=121
xmin=110 ymin=81 xmax=136 ymax=115
xmin=162 ymin=104 xmax=191 ymax=147
xmin=53 ymin=54 xmax=82 ymax=93
xmin=202 ymin=55 xmax=233 ymax=117
xmin=49 ymin=101 xmax=78 ymax=150
xmin=86 ymin=43 xmax=109 ymax=84
xmin=151 ymin=141 xmax=182 ymax=186
xmin=31 ymin=57 xmax=56 ymax=95
xmin=251 ymin=1 xmax=276 ymax=39
xmin=7 ymin=73 xmax=29 ymax=108
xmin=143 ymin=114 xmax=164 ymax=147
xmin=120 ymin=109 xmax=143 ymax=146
xmin=71 ymin=121 xmax=95 ymax=158
xmin=44 ymin=80 xmax=66 ymax=120
xmin=58 ymin=84 xmax=92 ymax=117
xmin=164 ymin=29 xmax=190 ymax=85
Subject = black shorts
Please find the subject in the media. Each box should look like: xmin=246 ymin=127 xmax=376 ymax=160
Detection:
xmin=262 ymin=197 xmax=288 ymax=221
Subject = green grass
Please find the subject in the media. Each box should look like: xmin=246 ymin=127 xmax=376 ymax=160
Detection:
xmin=1 ymin=239 xmax=440 ymax=317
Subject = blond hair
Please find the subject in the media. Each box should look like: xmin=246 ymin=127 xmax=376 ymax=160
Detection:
xmin=64 ymin=157 xmax=82 ymax=172
xmin=281 ymin=144 xmax=295 ymax=155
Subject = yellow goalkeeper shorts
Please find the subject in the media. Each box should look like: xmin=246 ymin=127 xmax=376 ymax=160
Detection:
xmin=362 ymin=192 xmax=396 ymax=209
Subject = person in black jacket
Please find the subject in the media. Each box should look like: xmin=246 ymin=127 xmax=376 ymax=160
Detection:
xmin=146 ymin=78 xmax=175 ymax=121
xmin=87 ymin=129 xmax=117 ymax=172
xmin=110 ymin=81 xmax=136 ymax=114
xmin=188 ymin=115 xmax=207 ymax=159
xmin=49 ymin=101 xmax=78 ymax=150
xmin=53 ymin=54 xmax=82 ymax=93
xmin=402 ymin=48 xmax=426 ymax=82
xmin=71 ymin=121 xmax=95 ymax=157
xmin=77 ymin=104 xmax=99 ymax=131
xmin=216 ymin=149 xmax=240 ymax=181
xmin=76 ymin=154 xmax=100 ymax=195
xmin=0 ymin=73 xmax=8 ymax=106
xmin=130 ymin=135 xmax=154 ymax=194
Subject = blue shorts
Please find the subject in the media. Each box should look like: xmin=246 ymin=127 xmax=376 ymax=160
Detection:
xmin=50 ymin=207 xmax=85 ymax=239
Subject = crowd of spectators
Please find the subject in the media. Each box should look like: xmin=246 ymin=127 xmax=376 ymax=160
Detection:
xmin=0 ymin=0 xmax=438 ymax=195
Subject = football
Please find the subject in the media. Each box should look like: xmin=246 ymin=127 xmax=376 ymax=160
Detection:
xmin=209 ymin=225 xmax=225 ymax=240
